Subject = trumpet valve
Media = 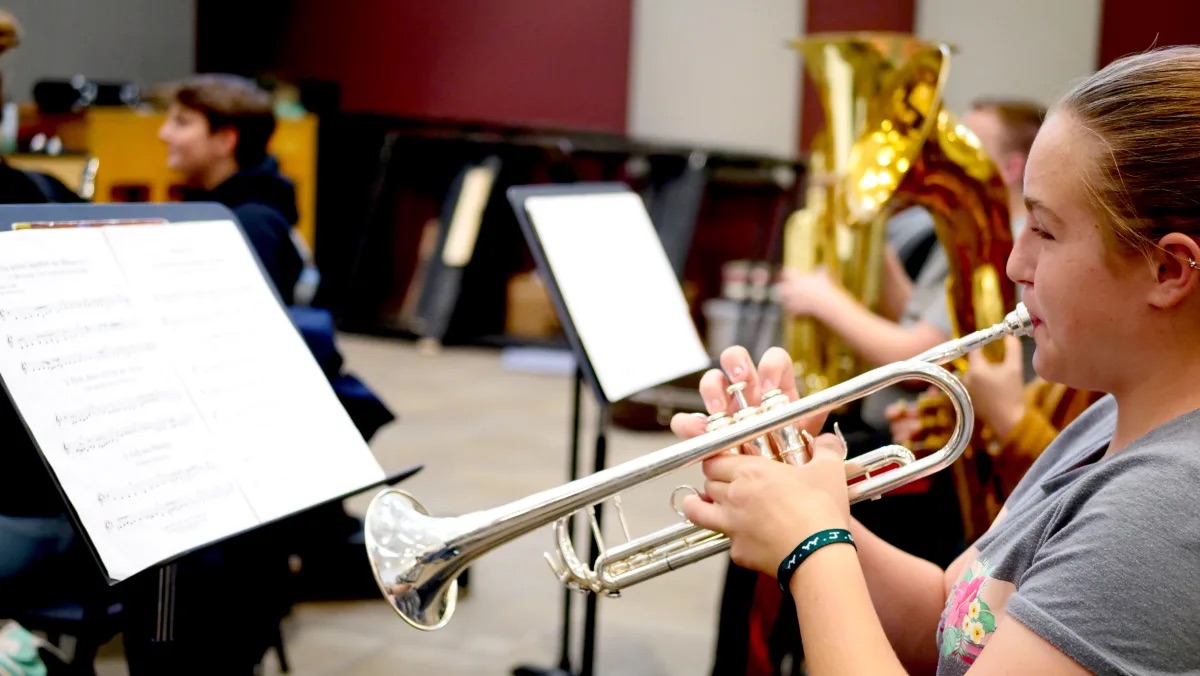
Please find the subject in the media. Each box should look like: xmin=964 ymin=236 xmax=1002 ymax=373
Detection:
xmin=705 ymin=411 xmax=740 ymax=454
xmin=728 ymin=382 xmax=775 ymax=458
xmin=727 ymin=380 xmax=752 ymax=409
xmin=705 ymin=412 xmax=732 ymax=433
xmin=761 ymin=388 xmax=809 ymax=464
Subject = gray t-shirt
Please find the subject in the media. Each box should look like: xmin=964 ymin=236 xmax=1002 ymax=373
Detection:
xmin=936 ymin=395 xmax=1200 ymax=674
xmin=859 ymin=208 xmax=954 ymax=429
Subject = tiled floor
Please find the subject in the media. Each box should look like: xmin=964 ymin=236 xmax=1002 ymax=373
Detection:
xmin=93 ymin=334 xmax=726 ymax=675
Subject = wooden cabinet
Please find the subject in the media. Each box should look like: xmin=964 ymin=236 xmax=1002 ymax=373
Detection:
xmin=18 ymin=107 xmax=319 ymax=250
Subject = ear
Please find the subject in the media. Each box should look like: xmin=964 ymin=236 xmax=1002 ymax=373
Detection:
xmin=211 ymin=126 xmax=239 ymax=161
xmin=1147 ymin=232 xmax=1200 ymax=309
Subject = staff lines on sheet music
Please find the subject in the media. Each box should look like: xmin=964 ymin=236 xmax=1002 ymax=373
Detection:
xmin=63 ymin=413 xmax=195 ymax=455
xmin=156 ymin=306 xmax=261 ymax=330
xmin=0 ymin=295 xmax=132 ymax=322
xmin=150 ymin=283 xmax=260 ymax=306
xmin=21 ymin=342 xmax=156 ymax=374
xmin=0 ymin=221 xmax=386 ymax=581
xmin=149 ymin=257 xmax=240 ymax=272
xmin=96 ymin=464 xmax=214 ymax=506
xmin=102 ymin=483 xmax=239 ymax=533
xmin=0 ymin=258 xmax=93 ymax=281
xmin=63 ymin=363 xmax=148 ymax=388
xmin=7 ymin=320 xmax=134 ymax=351
xmin=55 ymin=390 xmax=183 ymax=428
xmin=121 ymin=441 xmax=172 ymax=462
xmin=178 ymin=343 xmax=302 ymax=380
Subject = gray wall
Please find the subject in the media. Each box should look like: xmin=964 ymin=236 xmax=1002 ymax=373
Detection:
xmin=1 ymin=0 xmax=195 ymax=103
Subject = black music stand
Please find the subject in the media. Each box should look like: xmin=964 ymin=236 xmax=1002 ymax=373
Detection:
xmin=506 ymin=184 xmax=712 ymax=676
xmin=412 ymin=156 xmax=503 ymax=349
xmin=0 ymin=203 xmax=421 ymax=668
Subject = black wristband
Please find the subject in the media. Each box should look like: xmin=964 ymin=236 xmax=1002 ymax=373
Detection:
xmin=776 ymin=528 xmax=855 ymax=593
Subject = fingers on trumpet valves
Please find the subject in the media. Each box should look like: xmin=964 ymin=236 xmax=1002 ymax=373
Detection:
xmin=699 ymin=367 xmax=733 ymax=416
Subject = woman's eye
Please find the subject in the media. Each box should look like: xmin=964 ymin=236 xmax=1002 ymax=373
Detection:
xmin=1031 ymin=225 xmax=1054 ymax=241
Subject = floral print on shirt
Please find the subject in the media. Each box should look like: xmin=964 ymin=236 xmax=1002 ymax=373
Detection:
xmin=938 ymin=558 xmax=999 ymax=665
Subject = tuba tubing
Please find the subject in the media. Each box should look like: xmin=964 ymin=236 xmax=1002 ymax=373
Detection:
xmin=364 ymin=305 xmax=1032 ymax=631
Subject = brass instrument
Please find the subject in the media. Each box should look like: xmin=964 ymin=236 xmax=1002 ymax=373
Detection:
xmin=784 ymin=33 xmax=1016 ymax=394
xmin=364 ymin=306 xmax=1032 ymax=631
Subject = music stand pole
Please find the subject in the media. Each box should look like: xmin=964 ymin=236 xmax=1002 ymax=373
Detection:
xmin=513 ymin=368 xmax=588 ymax=676
xmin=578 ymin=403 xmax=609 ymax=676
xmin=558 ymin=369 xmax=585 ymax=670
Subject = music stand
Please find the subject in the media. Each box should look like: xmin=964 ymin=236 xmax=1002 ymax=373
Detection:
xmin=506 ymin=184 xmax=712 ymax=676
xmin=0 ymin=202 xmax=422 ymax=659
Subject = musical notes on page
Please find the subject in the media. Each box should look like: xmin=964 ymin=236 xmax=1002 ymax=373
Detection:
xmin=0 ymin=228 xmax=259 ymax=581
xmin=0 ymin=221 xmax=387 ymax=580
xmin=102 ymin=221 xmax=385 ymax=523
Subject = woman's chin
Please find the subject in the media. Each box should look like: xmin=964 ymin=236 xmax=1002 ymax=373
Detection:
xmin=1030 ymin=347 xmax=1052 ymax=380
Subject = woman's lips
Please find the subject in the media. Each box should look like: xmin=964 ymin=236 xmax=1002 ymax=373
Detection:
xmin=1029 ymin=314 xmax=1044 ymax=329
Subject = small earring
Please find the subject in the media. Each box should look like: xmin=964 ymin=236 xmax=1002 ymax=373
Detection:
xmin=1191 ymin=258 xmax=1199 ymax=271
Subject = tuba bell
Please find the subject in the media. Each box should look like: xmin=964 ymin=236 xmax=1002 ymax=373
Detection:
xmin=783 ymin=33 xmax=1016 ymax=394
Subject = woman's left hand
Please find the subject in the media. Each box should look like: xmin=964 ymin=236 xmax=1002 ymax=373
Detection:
xmin=672 ymin=346 xmax=854 ymax=577
xmin=683 ymin=437 xmax=852 ymax=575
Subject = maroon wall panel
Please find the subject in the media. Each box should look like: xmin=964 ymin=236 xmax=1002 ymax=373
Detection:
xmin=798 ymin=0 xmax=916 ymax=153
xmin=1098 ymin=0 xmax=1200 ymax=68
xmin=277 ymin=0 xmax=632 ymax=133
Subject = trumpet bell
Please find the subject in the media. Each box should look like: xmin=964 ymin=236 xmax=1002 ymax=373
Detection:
xmin=364 ymin=489 xmax=460 ymax=631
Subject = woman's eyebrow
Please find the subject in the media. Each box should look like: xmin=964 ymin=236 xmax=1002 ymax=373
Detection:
xmin=1024 ymin=196 xmax=1062 ymax=223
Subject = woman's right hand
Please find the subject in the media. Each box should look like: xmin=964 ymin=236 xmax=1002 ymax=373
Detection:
xmin=669 ymin=345 xmax=828 ymax=443
xmin=668 ymin=345 xmax=850 ymax=575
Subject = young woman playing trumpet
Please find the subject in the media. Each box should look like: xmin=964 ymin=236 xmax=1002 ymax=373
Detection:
xmin=672 ymin=46 xmax=1200 ymax=674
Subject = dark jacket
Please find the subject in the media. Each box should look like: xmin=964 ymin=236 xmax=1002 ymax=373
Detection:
xmin=0 ymin=161 xmax=83 ymax=205
xmin=183 ymin=158 xmax=304 ymax=305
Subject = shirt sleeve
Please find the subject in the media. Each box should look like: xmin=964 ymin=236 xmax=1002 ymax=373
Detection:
xmin=1003 ymin=461 xmax=1200 ymax=674
xmin=901 ymin=246 xmax=953 ymax=336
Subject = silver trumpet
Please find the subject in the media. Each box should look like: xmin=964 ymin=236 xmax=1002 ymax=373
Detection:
xmin=364 ymin=304 xmax=1033 ymax=631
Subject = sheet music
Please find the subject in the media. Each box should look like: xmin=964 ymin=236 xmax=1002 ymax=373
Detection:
xmin=523 ymin=192 xmax=712 ymax=401
xmin=103 ymin=221 xmax=385 ymax=523
xmin=0 ymin=228 xmax=259 ymax=581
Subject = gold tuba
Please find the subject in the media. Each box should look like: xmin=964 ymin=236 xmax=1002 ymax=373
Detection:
xmin=784 ymin=33 xmax=1016 ymax=394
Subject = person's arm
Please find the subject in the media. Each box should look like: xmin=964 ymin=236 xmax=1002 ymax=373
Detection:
xmin=789 ymin=543 xmax=908 ymax=675
xmin=879 ymin=244 xmax=914 ymax=322
xmin=775 ymin=246 xmax=948 ymax=366
xmin=845 ymin=518 xmax=957 ymax=672
xmin=813 ymin=289 xmax=948 ymax=366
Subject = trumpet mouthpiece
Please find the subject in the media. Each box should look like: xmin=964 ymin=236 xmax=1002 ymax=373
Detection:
xmin=1006 ymin=303 xmax=1033 ymax=338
